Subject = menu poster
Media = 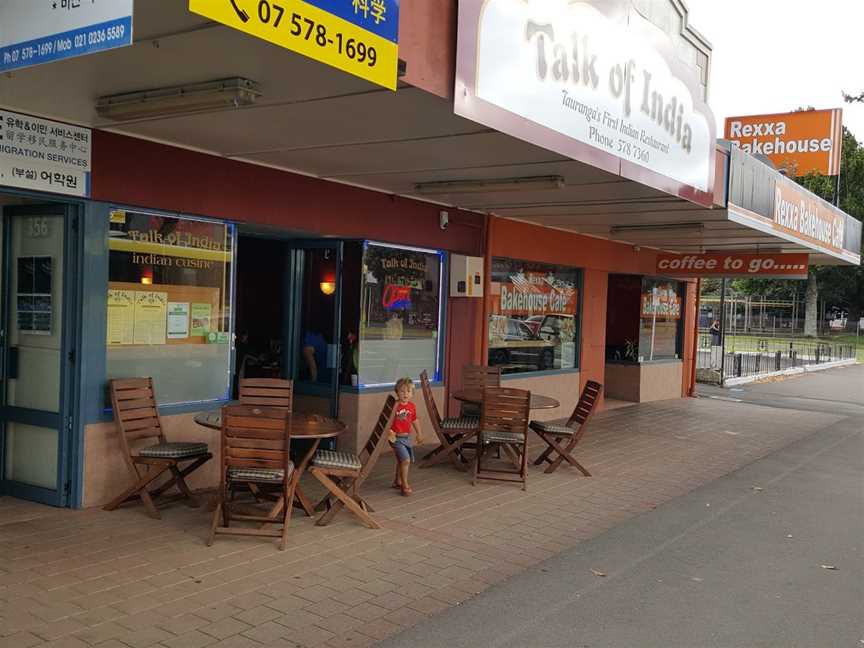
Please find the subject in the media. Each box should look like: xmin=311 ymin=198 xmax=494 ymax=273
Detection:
xmin=190 ymin=303 xmax=212 ymax=337
xmin=167 ymin=302 xmax=190 ymax=339
xmin=133 ymin=291 xmax=168 ymax=345
xmin=107 ymin=289 xmax=135 ymax=345
xmin=16 ymin=256 xmax=52 ymax=335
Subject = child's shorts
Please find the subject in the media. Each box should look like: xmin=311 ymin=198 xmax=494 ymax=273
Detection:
xmin=391 ymin=435 xmax=415 ymax=463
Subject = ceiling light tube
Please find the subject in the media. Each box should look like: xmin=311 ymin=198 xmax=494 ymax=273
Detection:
xmin=96 ymin=77 xmax=261 ymax=121
xmin=414 ymin=175 xmax=565 ymax=195
xmin=610 ymin=223 xmax=705 ymax=235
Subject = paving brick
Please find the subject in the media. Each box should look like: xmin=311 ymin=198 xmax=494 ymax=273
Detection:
xmin=160 ymin=629 xmax=219 ymax=648
xmin=232 ymin=606 xmax=282 ymax=627
xmin=240 ymin=621 xmax=290 ymax=644
xmin=199 ymin=618 xmax=252 ymax=641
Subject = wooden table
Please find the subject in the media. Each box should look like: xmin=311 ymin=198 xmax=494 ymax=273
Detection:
xmin=452 ymin=389 xmax=560 ymax=410
xmin=194 ymin=409 xmax=347 ymax=517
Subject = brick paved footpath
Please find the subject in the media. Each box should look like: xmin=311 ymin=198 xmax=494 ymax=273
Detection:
xmin=0 ymin=397 xmax=844 ymax=648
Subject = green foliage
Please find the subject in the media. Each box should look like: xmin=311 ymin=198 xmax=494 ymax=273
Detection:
xmin=732 ymin=128 xmax=864 ymax=317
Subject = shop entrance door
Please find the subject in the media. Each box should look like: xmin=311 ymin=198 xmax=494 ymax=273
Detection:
xmin=287 ymin=242 xmax=343 ymax=419
xmin=0 ymin=204 xmax=77 ymax=506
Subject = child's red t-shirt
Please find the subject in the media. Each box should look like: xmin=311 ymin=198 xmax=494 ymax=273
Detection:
xmin=392 ymin=402 xmax=417 ymax=436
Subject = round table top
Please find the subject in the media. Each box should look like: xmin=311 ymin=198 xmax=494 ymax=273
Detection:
xmin=452 ymin=389 xmax=560 ymax=410
xmin=194 ymin=410 xmax=347 ymax=438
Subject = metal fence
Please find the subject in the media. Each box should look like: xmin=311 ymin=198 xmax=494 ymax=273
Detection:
xmin=696 ymin=333 xmax=857 ymax=384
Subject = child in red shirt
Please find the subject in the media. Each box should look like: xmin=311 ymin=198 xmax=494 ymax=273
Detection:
xmin=388 ymin=377 xmax=424 ymax=496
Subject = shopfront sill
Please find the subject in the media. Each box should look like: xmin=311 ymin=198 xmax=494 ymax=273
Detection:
xmin=501 ymin=367 xmax=580 ymax=381
xmin=96 ymin=397 xmax=230 ymax=424
xmin=342 ymin=381 xmax=445 ymax=395
xmin=605 ymin=358 xmax=682 ymax=366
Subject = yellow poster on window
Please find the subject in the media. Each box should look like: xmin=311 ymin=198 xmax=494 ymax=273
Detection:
xmin=107 ymin=289 xmax=135 ymax=345
xmin=133 ymin=291 xmax=168 ymax=345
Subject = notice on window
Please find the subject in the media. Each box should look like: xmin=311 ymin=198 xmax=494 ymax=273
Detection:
xmin=107 ymin=289 xmax=134 ymax=345
xmin=16 ymin=255 xmax=52 ymax=335
xmin=167 ymin=302 xmax=190 ymax=340
xmin=190 ymin=302 xmax=212 ymax=337
xmin=133 ymin=291 xmax=167 ymax=345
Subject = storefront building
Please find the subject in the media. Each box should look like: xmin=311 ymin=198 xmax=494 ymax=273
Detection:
xmin=0 ymin=0 xmax=858 ymax=509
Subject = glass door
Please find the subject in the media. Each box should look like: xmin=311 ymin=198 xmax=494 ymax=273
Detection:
xmin=1 ymin=204 xmax=77 ymax=506
xmin=286 ymin=242 xmax=343 ymax=419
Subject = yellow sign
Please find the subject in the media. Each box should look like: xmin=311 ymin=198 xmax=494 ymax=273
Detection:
xmin=189 ymin=0 xmax=398 ymax=90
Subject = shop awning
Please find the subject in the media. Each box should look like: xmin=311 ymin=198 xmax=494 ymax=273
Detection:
xmin=0 ymin=3 xmax=858 ymax=267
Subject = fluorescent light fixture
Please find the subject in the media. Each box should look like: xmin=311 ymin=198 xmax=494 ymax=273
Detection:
xmin=610 ymin=223 xmax=704 ymax=236
xmin=96 ymin=78 xmax=261 ymax=121
xmin=414 ymin=175 xmax=565 ymax=195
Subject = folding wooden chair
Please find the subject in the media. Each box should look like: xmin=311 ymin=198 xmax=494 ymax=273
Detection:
xmin=418 ymin=370 xmax=479 ymax=470
xmin=239 ymin=378 xmax=293 ymax=408
xmin=529 ymin=380 xmax=601 ymax=475
xmin=238 ymin=378 xmax=293 ymax=503
xmin=309 ymin=396 xmax=395 ymax=529
xmin=460 ymin=364 xmax=501 ymax=417
xmin=207 ymin=405 xmax=297 ymax=550
xmin=103 ymin=378 xmax=212 ymax=519
xmin=473 ymin=387 xmax=531 ymax=491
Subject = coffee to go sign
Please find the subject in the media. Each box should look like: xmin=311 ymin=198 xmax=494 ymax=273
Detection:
xmin=656 ymin=252 xmax=809 ymax=279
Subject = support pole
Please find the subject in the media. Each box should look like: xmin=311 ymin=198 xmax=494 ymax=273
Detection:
xmin=719 ymin=278 xmax=727 ymax=387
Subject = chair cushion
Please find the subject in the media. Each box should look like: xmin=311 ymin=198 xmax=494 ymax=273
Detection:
xmin=138 ymin=442 xmax=209 ymax=459
xmin=441 ymin=416 xmax=480 ymax=430
xmin=228 ymin=464 xmax=294 ymax=483
xmin=530 ymin=421 xmax=576 ymax=436
xmin=313 ymin=450 xmax=362 ymax=471
xmin=481 ymin=431 xmax=526 ymax=445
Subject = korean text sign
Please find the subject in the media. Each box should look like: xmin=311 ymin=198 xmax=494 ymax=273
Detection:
xmin=189 ymin=0 xmax=399 ymax=90
xmin=0 ymin=110 xmax=91 ymax=198
xmin=656 ymin=252 xmax=809 ymax=279
xmin=724 ymin=109 xmax=843 ymax=176
xmin=0 ymin=0 xmax=133 ymax=73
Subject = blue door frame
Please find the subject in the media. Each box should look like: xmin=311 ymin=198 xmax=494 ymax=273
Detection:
xmin=0 ymin=203 xmax=79 ymax=506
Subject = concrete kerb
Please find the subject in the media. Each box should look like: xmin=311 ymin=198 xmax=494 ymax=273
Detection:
xmin=723 ymin=359 xmax=858 ymax=387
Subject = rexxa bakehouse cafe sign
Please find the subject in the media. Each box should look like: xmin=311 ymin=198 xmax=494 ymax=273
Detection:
xmin=455 ymin=0 xmax=715 ymax=203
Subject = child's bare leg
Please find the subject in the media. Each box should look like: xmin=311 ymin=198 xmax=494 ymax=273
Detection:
xmin=399 ymin=460 xmax=411 ymax=490
xmin=392 ymin=450 xmax=401 ymax=487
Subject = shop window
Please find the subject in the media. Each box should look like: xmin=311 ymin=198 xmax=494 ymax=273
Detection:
xmin=358 ymin=242 xmax=443 ymax=386
xmin=488 ymin=258 xmax=580 ymax=374
xmin=106 ymin=210 xmax=234 ymax=405
xmin=638 ymin=278 xmax=683 ymax=361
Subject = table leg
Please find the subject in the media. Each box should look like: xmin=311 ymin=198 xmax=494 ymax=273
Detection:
xmin=291 ymin=439 xmax=322 ymax=517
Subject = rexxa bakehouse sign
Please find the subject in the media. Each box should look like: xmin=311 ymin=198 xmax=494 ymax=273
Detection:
xmin=456 ymin=0 xmax=715 ymax=199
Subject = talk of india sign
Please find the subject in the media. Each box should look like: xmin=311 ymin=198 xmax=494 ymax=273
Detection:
xmin=455 ymin=0 xmax=716 ymax=205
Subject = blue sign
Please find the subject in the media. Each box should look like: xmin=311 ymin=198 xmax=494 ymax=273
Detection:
xmin=0 ymin=0 xmax=134 ymax=74
xmin=303 ymin=0 xmax=400 ymax=43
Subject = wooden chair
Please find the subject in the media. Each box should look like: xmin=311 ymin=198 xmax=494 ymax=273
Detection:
xmin=460 ymin=364 xmax=501 ymax=417
xmin=309 ymin=396 xmax=395 ymax=529
xmin=529 ymin=380 xmax=601 ymax=475
xmin=238 ymin=377 xmax=293 ymax=503
xmin=207 ymin=405 xmax=297 ymax=550
xmin=473 ymin=387 xmax=531 ymax=490
xmin=239 ymin=378 xmax=293 ymax=408
xmin=103 ymin=378 xmax=212 ymax=519
xmin=418 ymin=370 xmax=479 ymax=470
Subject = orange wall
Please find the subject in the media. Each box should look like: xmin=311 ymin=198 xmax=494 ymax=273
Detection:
xmin=487 ymin=217 xmax=698 ymax=403
xmin=398 ymin=0 xmax=456 ymax=99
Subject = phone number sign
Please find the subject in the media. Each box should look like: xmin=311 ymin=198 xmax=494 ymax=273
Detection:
xmin=190 ymin=0 xmax=399 ymax=90
xmin=0 ymin=0 xmax=133 ymax=73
